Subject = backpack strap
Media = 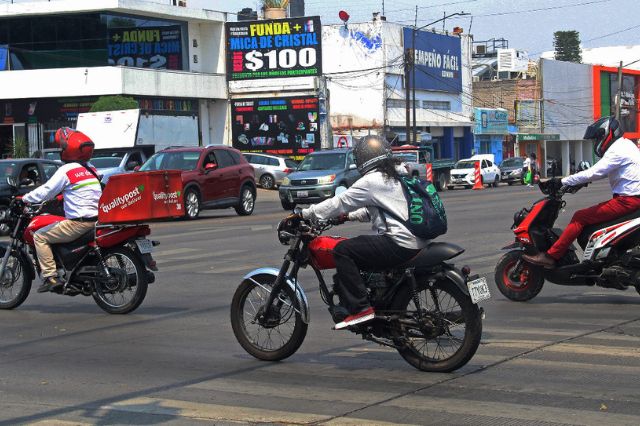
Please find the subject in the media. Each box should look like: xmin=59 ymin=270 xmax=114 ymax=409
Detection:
xmin=80 ymin=162 xmax=105 ymax=190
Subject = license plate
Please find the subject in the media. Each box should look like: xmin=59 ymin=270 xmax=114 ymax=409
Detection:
xmin=297 ymin=191 xmax=309 ymax=198
xmin=467 ymin=277 xmax=491 ymax=304
xmin=135 ymin=239 xmax=154 ymax=254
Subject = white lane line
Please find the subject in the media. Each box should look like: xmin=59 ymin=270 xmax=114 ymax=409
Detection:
xmin=156 ymin=249 xmax=247 ymax=264
xmin=152 ymin=248 xmax=198 ymax=258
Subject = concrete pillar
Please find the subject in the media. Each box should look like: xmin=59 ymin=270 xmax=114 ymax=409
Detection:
xmin=462 ymin=127 xmax=474 ymax=159
xmin=542 ymin=140 xmax=547 ymax=178
xmin=573 ymin=140 xmax=583 ymax=168
xmin=582 ymin=140 xmax=593 ymax=165
xmin=561 ymin=140 xmax=571 ymax=176
xmin=443 ymin=127 xmax=454 ymax=159
xmin=199 ymin=100 xmax=210 ymax=146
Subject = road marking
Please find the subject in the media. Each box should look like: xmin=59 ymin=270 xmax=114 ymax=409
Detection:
xmin=156 ymin=249 xmax=246 ymax=264
xmin=160 ymin=260 xmax=218 ymax=273
xmin=27 ymin=422 xmax=91 ymax=426
xmin=152 ymin=248 xmax=198 ymax=258
xmin=100 ymin=396 xmax=331 ymax=423
xmin=543 ymin=342 xmax=640 ymax=358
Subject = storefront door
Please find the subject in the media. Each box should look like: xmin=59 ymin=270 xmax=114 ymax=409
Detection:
xmin=0 ymin=125 xmax=12 ymax=158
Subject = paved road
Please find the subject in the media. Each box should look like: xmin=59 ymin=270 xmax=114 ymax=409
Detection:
xmin=2 ymin=181 xmax=640 ymax=425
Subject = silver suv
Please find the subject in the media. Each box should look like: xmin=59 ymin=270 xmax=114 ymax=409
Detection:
xmin=243 ymin=153 xmax=297 ymax=190
xmin=278 ymin=149 xmax=360 ymax=210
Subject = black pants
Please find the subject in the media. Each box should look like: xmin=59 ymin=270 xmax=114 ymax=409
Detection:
xmin=333 ymin=235 xmax=421 ymax=313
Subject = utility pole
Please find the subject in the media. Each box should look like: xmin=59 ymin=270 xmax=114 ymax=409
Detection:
xmin=404 ymin=49 xmax=412 ymax=144
xmin=615 ymin=60 xmax=623 ymax=120
xmin=412 ymin=6 xmax=418 ymax=145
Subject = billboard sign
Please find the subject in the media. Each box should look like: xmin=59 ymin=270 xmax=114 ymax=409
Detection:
xmin=108 ymin=25 xmax=183 ymax=70
xmin=231 ymin=96 xmax=320 ymax=156
xmin=403 ymin=28 xmax=462 ymax=93
xmin=594 ymin=66 xmax=640 ymax=138
xmin=474 ymin=108 xmax=508 ymax=135
xmin=226 ymin=16 xmax=322 ymax=81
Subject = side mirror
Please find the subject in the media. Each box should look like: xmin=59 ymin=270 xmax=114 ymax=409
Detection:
xmin=205 ymin=163 xmax=218 ymax=172
xmin=6 ymin=176 xmax=17 ymax=188
xmin=349 ymin=163 xmax=357 ymax=170
xmin=126 ymin=161 xmax=140 ymax=171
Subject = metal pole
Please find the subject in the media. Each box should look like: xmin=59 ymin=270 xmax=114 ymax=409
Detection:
xmin=404 ymin=49 xmax=411 ymax=144
xmin=615 ymin=60 xmax=623 ymax=120
xmin=412 ymin=7 xmax=417 ymax=145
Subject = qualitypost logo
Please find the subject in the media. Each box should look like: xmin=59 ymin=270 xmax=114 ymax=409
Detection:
xmin=101 ymin=185 xmax=145 ymax=213
xmin=152 ymin=190 xmax=181 ymax=203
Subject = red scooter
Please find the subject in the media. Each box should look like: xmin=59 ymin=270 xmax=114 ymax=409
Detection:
xmin=0 ymin=184 xmax=158 ymax=314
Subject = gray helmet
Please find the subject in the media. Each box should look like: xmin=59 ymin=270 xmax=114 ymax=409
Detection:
xmin=353 ymin=135 xmax=391 ymax=174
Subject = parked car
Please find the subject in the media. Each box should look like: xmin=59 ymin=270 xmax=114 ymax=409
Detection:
xmin=278 ymin=149 xmax=360 ymax=210
xmin=243 ymin=153 xmax=297 ymax=190
xmin=32 ymin=148 xmax=61 ymax=161
xmin=91 ymin=146 xmax=154 ymax=183
xmin=138 ymin=145 xmax=256 ymax=219
xmin=391 ymin=144 xmax=455 ymax=190
xmin=0 ymin=158 xmax=63 ymax=234
xmin=448 ymin=154 xmax=501 ymax=189
xmin=500 ymin=157 xmax=525 ymax=185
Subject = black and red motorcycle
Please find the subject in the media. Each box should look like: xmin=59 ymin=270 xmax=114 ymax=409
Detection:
xmin=0 ymin=187 xmax=158 ymax=314
xmin=230 ymin=217 xmax=488 ymax=372
xmin=495 ymin=178 xmax=640 ymax=301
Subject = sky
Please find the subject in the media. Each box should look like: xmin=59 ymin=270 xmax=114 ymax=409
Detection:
xmin=193 ymin=0 xmax=640 ymax=57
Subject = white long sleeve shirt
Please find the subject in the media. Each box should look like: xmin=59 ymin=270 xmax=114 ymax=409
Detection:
xmin=23 ymin=162 xmax=102 ymax=219
xmin=301 ymin=166 xmax=430 ymax=249
xmin=562 ymin=138 xmax=640 ymax=196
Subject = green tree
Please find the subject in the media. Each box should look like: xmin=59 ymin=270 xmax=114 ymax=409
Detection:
xmin=90 ymin=95 xmax=138 ymax=112
xmin=13 ymin=137 xmax=28 ymax=158
xmin=553 ymin=31 xmax=582 ymax=63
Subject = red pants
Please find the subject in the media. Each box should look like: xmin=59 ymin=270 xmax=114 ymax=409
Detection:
xmin=547 ymin=195 xmax=640 ymax=260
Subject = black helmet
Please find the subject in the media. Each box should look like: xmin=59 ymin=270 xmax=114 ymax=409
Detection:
xmin=353 ymin=135 xmax=391 ymax=174
xmin=585 ymin=116 xmax=623 ymax=158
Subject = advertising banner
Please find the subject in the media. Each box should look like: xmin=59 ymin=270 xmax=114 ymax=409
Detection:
xmin=231 ymin=96 xmax=320 ymax=156
xmin=108 ymin=26 xmax=183 ymax=70
xmin=226 ymin=16 xmax=322 ymax=81
xmin=609 ymin=73 xmax=638 ymax=135
xmin=0 ymin=45 xmax=7 ymax=71
xmin=403 ymin=28 xmax=462 ymax=93
xmin=474 ymin=108 xmax=508 ymax=135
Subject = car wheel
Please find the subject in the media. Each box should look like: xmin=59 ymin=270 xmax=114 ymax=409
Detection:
xmin=447 ymin=185 xmax=454 ymax=190
xmin=436 ymin=173 xmax=448 ymax=191
xmin=183 ymin=188 xmax=200 ymax=220
xmin=259 ymin=174 xmax=275 ymax=190
xmin=281 ymin=200 xmax=296 ymax=210
xmin=235 ymin=185 xmax=256 ymax=216
xmin=493 ymin=176 xmax=499 ymax=188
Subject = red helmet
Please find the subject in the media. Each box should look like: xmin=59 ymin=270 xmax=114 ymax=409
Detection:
xmin=54 ymin=127 xmax=94 ymax=162
xmin=584 ymin=116 xmax=623 ymax=158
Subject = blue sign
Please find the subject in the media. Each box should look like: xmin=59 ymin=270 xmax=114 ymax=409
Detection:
xmin=474 ymin=108 xmax=509 ymax=135
xmin=0 ymin=45 xmax=8 ymax=71
xmin=403 ymin=28 xmax=462 ymax=93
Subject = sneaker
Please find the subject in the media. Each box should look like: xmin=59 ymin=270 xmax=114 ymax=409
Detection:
xmin=333 ymin=307 xmax=375 ymax=330
xmin=37 ymin=277 xmax=63 ymax=293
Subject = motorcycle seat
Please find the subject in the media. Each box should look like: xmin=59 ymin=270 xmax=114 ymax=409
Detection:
xmin=53 ymin=229 xmax=95 ymax=249
xmin=578 ymin=209 xmax=640 ymax=248
xmin=399 ymin=242 xmax=465 ymax=270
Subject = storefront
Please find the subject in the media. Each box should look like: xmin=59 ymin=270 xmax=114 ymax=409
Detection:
xmin=473 ymin=108 xmax=508 ymax=164
xmin=593 ymin=66 xmax=640 ymax=140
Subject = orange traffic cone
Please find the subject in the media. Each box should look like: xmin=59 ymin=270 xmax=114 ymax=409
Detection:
xmin=472 ymin=160 xmax=484 ymax=190
xmin=425 ymin=163 xmax=433 ymax=182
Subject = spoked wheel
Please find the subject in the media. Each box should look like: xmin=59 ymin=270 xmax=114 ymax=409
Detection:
xmin=259 ymin=174 xmax=275 ymax=190
xmin=390 ymin=280 xmax=482 ymax=372
xmin=230 ymin=274 xmax=308 ymax=361
xmin=92 ymin=247 xmax=148 ymax=314
xmin=494 ymin=250 xmax=544 ymax=301
xmin=235 ymin=186 xmax=256 ymax=216
xmin=184 ymin=189 xmax=201 ymax=220
xmin=0 ymin=251 xmax=31 ymax=309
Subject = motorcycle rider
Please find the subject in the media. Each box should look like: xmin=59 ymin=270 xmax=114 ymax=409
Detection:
xmin=22 ymin=128 xmax=101 ymax=293
xmin=294 ymin=135 xmax=429 ymax=329
xmin=523 ymin=116 xmax=640 ymax=268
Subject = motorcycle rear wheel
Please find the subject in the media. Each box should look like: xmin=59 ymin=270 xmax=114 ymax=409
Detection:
xmin=92 ymin=247 xmax=148 ymax=314
xmin=390 ymin=279 xmax=482 ymax=372
xmin=0 ymin=250 xmax=31 ymax=310
xmin=494 ymin=250 xmax=544 ymax=301
xmin=230 ymin=274 xmax=308 ymax=361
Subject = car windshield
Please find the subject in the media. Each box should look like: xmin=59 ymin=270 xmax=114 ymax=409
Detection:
xmin=394 ymin=152 xmax=418 ymax=162
xmin=91 ymin=157 xmax=123 ymax=168
xmin=297 ymin=153 xmax=346 ymax=171
xmin=455 ymin=160 xmax=477 ymax=169
xmin=0 ymin=162 xmax=17 ymax=177
xmin=501 ymin=158 xmax=523 ymax=168
xmin=43 ymin=151 xmax=61 ymax=161
xmin=140 ymin=151 xmax=200 ymax=171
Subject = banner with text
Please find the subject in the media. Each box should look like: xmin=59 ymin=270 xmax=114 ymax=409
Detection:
xmin=108 ymin=26 xmax=183 ymax=70
xmin=403 ymin=28 xmax=462 ymax=93
xmin=226 ymin=16 xmax=322 ymax=81
xmin=231 ymin=96 xmax=320 ymax=156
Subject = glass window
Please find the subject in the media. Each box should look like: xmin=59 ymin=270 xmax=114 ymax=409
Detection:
xmin=285 ymin=159 xmax=298 ymax=169
xmin=394 ymin=152 xmax=418 ymax=163
xmin=347 ymin=152 xmax=355 ymax=165
xmin=215 ymin=150 xmax=235 ymax=168
xmin=242 ymin=154 xmax=253 ymax=163
xmin=455 ymin=160 xmax=476 ymax=169
xmin=250 ymin=155 xmax=266 ymax=165
xmin=501 ymin=158 xmax=523 ymax=168
xmin=228 ymin=150 xmax=241 ymax=164
xmin=297 ymin=153 xmax=347 ymax=171
xmin=203 ymin=152 xmax=217 ymax=168
xmin=42 ymin=163 xmax=60 ymax=179
xmin=126 ymin=152 xmax=143 ymax=170
xmin=19 ymin=163 xmax=40 ymax=186
xmin=268 ymin=157 xmax=279 ymax=166
xmin=140 ymin=151 xmax=200 ymax=171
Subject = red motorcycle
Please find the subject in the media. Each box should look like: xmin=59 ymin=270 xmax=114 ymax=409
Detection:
xmin=0 ymin=191 xmax=158 ymax=314
xmin=230 ymin=217 xmax=488 ymax=372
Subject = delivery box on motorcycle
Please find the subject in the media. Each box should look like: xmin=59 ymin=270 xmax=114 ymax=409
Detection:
xmin=98 ymin=170 xmax=183 ymax=223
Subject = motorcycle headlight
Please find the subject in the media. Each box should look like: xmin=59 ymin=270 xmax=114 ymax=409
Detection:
xmin=317 ymin=174 xmax=336 ymax=185
xmin=282 ymin=177 xmax=290 ymax=186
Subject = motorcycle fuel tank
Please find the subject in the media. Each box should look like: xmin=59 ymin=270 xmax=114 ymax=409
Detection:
xmin=308 ymin=236 xmax=347 ymax=270
xmin=24 ymin=215 xmax=66 ymax=245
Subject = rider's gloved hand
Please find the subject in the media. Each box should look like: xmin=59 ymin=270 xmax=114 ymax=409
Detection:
xmin=336 ymin=213 xmax=349 ymax=224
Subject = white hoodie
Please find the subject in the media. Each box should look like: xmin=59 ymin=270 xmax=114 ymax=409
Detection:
xmin=302 ymin=166 xmax=430 ymax=249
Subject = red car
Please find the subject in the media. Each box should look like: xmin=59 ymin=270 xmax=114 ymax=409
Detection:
xmin=139 ymin=145 xmax=256 ymax=219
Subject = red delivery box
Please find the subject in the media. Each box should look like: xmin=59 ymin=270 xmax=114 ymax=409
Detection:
xmin=98 ymin=170 xmax=184 ymax=224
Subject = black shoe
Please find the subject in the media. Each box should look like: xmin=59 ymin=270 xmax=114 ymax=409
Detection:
xmin=37 ymin=277 xmax=63 ymax=293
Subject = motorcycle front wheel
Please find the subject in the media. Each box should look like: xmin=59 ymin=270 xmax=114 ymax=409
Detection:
xmin=390 ymin=279 xmax=482 ymax=372
xmin=230 ymin=274 xmax=308 ymax=361
xmin=494 ymin=250 xmax=544 ymax=301
xmin=0 ymin=250 xmax=31 ymax=309
xmin=92 ymin=247 xmax=148 ymax=314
